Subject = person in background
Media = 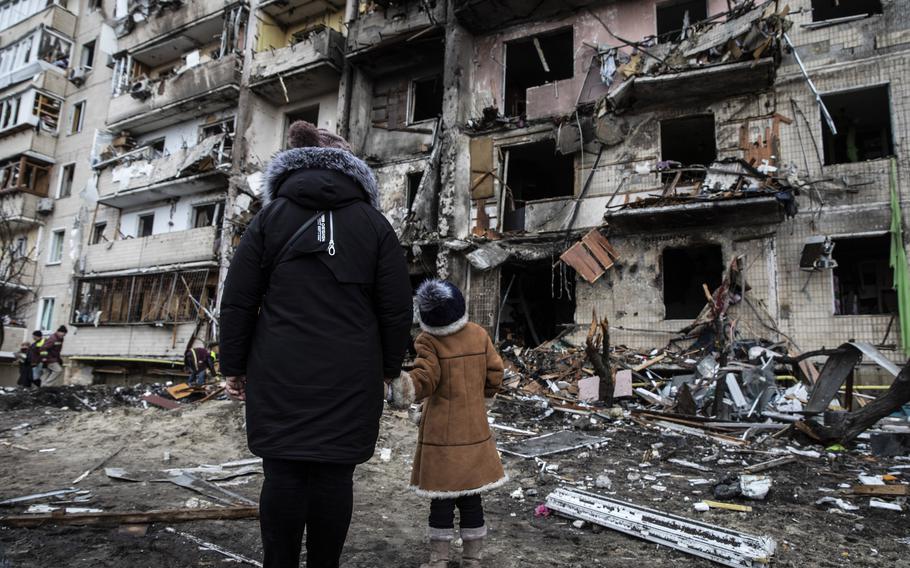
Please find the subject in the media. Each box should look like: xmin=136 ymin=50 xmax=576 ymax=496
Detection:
xmin=16 ymin=342 xmax=32 ymax=388
xmin=185 ymin=343 xmax=214 ymax=387
xmin=27 ymin=330 xmax=43 ymax=387
xmin=388 ymin=279 xmax=506 ymax=568
xmin=207 ymin=341 xmax=220 ymax=378
xmin=39 ymin=326 xmax=67 ymax=386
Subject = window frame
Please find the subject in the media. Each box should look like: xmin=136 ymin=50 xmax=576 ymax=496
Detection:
xmin=46 ymin=228 xmax=65 ymax=265
xmin=80 ymin=39 xmax=96 ymax=70
xmin=136 ymin=212 xmax=155 ymax=238
xmin=56 ymin=162 xmax=75 ymax=199
xmin=820 ymin=84 xmax=894 ymax=166
xmin=91 ymin=221 xmax=107 ymax=245
xmin=37 ymin=296 xmax=55 ymax=333
xmin=192 ymin=202 xmax=221 ymax=229
xmin=829 ymin=231 xmax=894 ymax=317
xmin=68 ymin=99 xmax=86 ymax=135
xmin=408 ymin=74 xmax=444 ymax=124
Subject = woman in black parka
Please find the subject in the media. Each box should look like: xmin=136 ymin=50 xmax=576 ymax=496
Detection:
xmin=219 ymin=122 xmax=412 ymax=568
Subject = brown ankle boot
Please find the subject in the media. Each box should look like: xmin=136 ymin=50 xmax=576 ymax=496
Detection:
xmin=419 ymin=539 xmax=451 ymax=568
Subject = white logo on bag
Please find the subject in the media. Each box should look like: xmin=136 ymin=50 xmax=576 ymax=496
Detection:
xmin=317 ymin=215 xmax=326 ymax=242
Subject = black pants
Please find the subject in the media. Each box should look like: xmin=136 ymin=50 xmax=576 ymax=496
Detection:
xmin=428 ymin=494 xmax=484 ymax=529
xmin=260 ymin=459 xmax=356 ymax=568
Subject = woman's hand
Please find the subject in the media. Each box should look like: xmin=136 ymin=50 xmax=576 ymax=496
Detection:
xmin=225 ymin=375 xmax=247 ymax=401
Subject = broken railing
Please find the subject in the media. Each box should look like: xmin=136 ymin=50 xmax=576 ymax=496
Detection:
xmin=71 ymin=269 xmax=212 ymax=326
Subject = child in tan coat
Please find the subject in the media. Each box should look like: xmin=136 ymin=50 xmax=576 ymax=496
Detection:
xmin=390 ymin=279 xmax=506 ymax=568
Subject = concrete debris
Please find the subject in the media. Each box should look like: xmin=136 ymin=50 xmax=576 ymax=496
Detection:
xmin=816 ymin=496 xmax=861 ymax=512
xmin=498 ymin=430 xmax=610 ymax=459
xmin=869 ymin=498 xmax=903 ymax=512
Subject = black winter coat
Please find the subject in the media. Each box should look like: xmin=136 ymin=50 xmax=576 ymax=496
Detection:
xmin=220 ymin=147 xmax=412 ymax=464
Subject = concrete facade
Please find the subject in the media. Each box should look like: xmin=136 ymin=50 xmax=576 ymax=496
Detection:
xmin=0 ymin=0 xmax=907 ymax=385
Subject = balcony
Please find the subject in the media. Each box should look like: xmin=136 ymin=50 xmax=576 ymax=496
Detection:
xmin=0 ymin=128 xmax=57 ymax=162
xmin=83 ymin=226 xmax=218 ymax=274
xmin=0 ymin=3 xmax=75 ymax=48
xmin=250 ymin=28 xmax=345 ymax=105
xmin=97 ymin=135 xmax=231 ymax=209
xmin=0 ymin=256 xmax=38 ymax=294
xmin=347 ymin=0 xmax=446 ymax=64
xmin=0 ymin=189 xmax=49 ymax=227
xmin=260 ymin=0 xmax=346 ymax=25
xmin=106 ymin=55 xmax=241 ymax=134
xmin=116 ymin=0 xmax=241 ymax=55
xmin=24 ymin=68 xmax=67 ymax=97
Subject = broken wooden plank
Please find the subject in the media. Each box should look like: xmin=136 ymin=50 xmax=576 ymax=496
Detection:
xmin=197 ymin=387 xmax=226 ymax=404
xmin=701 ymin=500 xmax=753 ymax=513
xmin=0 ymin=506 xmax=259 ymax=528
xmin=142 ymin=394 xmax=180 ymax=410
xmin=633 ymin=354 xmax=666 ymax=372
xmin=743 ymin=455 xmax=797 ymax=474
xmin=850 ymin=485 xmax=910 ymax=497
xmin=166 ymin=383 xmax=194 ymax=400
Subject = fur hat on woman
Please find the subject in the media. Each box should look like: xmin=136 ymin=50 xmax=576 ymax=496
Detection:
xmin=415 ymin=279 xmax=468 ymax=336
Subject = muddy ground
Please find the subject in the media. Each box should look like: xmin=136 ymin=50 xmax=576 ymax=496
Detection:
xmin=0 ymin=386 xmax=908 ymax=567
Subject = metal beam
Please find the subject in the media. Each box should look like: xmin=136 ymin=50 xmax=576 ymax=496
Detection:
xmin=546 ymin=488 xmax=776 ymax=568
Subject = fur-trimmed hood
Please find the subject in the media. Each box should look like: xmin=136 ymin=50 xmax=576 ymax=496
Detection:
xmin=263 ymin=147 xmax=380 ymax=209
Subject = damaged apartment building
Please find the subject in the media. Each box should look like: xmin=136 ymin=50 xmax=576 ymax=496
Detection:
xmin=0 ymin=0 xmax=907 ymax=385
xmin=0 ymin=0 xmax=349 ymax=383
xmin=339 ymin=0 xmax=910 ymax=381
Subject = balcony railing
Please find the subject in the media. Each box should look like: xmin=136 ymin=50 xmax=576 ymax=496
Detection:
xmin=250 ymin=27 xmax=344 ymax=104
xmin=83 ymin=226 xmax=218 ymax=275
xmin=0 ymin=189 xmax=50 ymax=227
xmin=115 ymin=0 xmax=242 ymax=50
xmin=0 ymin=127 xmax=57 ymax=162
xmin=107 ymin=55 xmax=241 ymax=134
xmin=0 ymin=2 xmax=75 ymax=45
xmin=0 ymin=26 xmax=73 ymax=90
xmin=347 ymin=0 xmax=445 ymax=57
xmin=96 ymin=134 xmax=232 ymax=209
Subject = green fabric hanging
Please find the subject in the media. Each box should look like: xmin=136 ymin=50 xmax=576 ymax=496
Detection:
xmin=889 ymin=157 xmax=910 ymax=356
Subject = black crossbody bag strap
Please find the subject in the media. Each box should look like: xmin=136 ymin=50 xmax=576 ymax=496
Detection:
xmin=262 ymin=210 xmax=324 ymax=295
xmin=272 ymin=210 xmax=325 ymax=269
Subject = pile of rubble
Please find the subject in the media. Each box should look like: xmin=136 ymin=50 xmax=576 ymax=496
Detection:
xmin=0 ymin=382 xmax=227 ymax=413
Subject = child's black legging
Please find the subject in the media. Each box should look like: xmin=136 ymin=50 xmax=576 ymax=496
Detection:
xmin=429 ymin=494 xmax=484 ymax=529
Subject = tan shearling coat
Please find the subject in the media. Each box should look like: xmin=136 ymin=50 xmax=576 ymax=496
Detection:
xmin=407 ymin=321 xmax=507 ymax=498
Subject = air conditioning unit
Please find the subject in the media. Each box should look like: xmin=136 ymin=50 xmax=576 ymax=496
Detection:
xmin=68 ymin=67 xmax=87 ymax=86
xmin=129 ymin=78 xmax=152 ymax=100
xmin=799 ymin=236 xmax=837 ymax=272
xmin=37 ymin=198 xmax=54 ymax=214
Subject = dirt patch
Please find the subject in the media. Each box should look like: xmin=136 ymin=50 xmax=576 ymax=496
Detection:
xmin=0 ymin=390 xmax=908 ymax=567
